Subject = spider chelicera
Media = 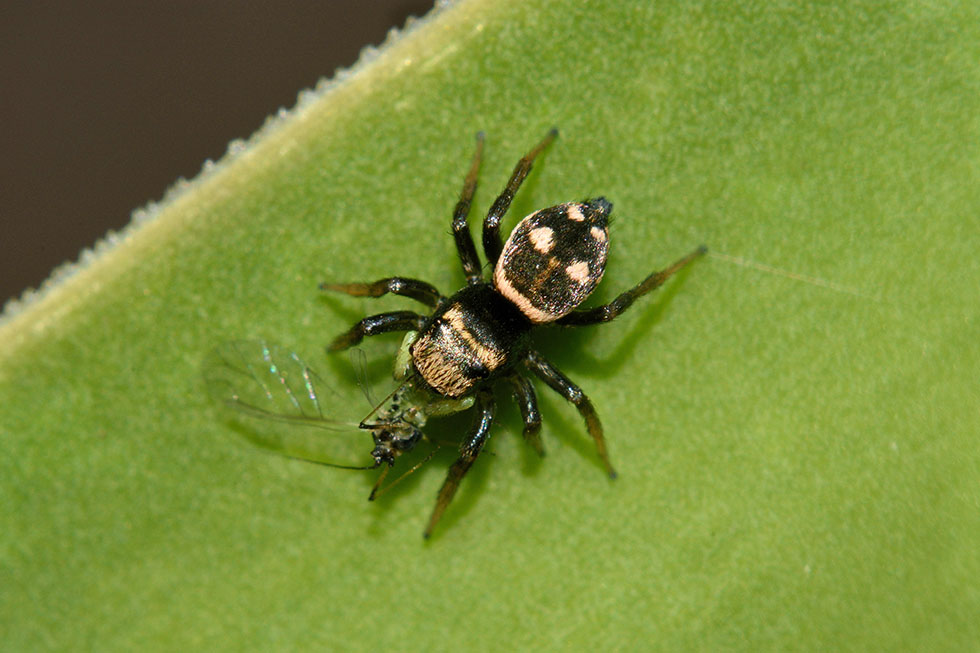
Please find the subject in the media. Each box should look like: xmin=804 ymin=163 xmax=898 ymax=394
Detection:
xmin=315 ymin=129 xmax=706 ymax=537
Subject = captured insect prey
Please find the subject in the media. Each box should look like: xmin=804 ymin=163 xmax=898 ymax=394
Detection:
xmin=207 ymin=130 xmax=706 ymax=538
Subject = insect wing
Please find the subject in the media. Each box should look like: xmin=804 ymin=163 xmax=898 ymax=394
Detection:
xmin=204 ymin=340 xmax=364 ymax=463
xmin=349 ymin=347 xmax=378 ymax=408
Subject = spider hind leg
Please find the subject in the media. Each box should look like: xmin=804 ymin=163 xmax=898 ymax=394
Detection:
xmin=524 ymin=349 xmax=616 ymax=478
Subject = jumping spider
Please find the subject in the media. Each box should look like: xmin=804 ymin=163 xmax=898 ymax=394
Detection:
xmin=317 ymin=129 xmax=706 ymax=537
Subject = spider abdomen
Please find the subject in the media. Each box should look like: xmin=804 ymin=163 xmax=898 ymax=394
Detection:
xmin=411 ymin=284 xmax=531 ymax=398
xmin=493 ymin=199 xmax=611 ymax=324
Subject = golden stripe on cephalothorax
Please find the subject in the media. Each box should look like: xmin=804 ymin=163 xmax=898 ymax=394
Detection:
xmin=443 ymin=305 xmax=506 ymax=370
xmin=411 ymin=302 xmax=511 ymax=396
xmin=411 ymin=323 xmax=474 ymax=397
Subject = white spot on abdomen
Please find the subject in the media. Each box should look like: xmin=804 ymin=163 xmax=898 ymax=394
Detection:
xmin=591 ymin=226 xmax=607 ymax=243
xmin=565 ymin=260 xmax=591 ymax=284
xmin=566 ymin=204 xmax=585 ymax=222
xmin=528 ymin=226 xmax=554 ymax=253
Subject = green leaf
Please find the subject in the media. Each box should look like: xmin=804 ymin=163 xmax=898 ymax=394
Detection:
xmin=3 ymin=0 xmax=978 ymax=649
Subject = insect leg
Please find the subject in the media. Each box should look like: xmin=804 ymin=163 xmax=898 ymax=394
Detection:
xmin=451 ymin=131 xmax=486 ymax=284
xmin=328 ymin=311 xmax=427 ymax=351
xmin=424 ymin=387 xmax=496 ymax=538
xmin=507 ymin=372 xmax=544 ymax=457
xmin=482 ymin=128 xmax=558 ymax=267
xmin=523 ymin=349 xmax=616 ymax=478
xmin=556 ymin=245 xmax=707 ymax=326
xmin=320 ymin=277 xmax=443 ymax=308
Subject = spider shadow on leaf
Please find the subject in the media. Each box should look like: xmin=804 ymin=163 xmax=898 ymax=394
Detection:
xmin=360 ymin=407 xmax=497 ymax=540
xmin=533 ymin=260 xmax=699 ymax=381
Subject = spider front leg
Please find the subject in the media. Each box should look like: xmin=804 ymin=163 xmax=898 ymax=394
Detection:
xmin=424 ymin=387 xmax=496 ymax=538
xmin=524 ymin=350 xmax=616 ymax=478
xmin=482 ymin=128 xmax=558 ymax=266
xmin=451 ymin=132 xmax=486 ymax=285
xmin=556 ymin=245 xmax=707 ymax=326
xmin=507 ymin=372 xmax=544 ymax=457
xmin=320 ymin=277 xmax=443 ymax=309
xmin=327 ymin=311 xmax=427 ymax=352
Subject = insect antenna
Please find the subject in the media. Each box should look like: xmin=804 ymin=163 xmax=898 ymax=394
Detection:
xmin=282 ymin=454 xmax=380 ymax=472
xmin=368 ymin=444 xmax=444 ymax=501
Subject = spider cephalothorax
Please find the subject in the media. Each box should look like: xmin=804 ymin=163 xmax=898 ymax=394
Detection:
xmin=320 ymin=129 xmax=705 ymax=537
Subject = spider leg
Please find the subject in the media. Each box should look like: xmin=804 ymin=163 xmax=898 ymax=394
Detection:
xmin=482 ymin=128 xmax=558 ymax=267
xmin=328 ymin=311 xmax=427 ymax=351
xmin=557 ymin=245 xmax=707 ymax=326
xmin=507 ymin=372 xmax=544 ymax=456
xmin=424 ymin=387 xmax=496 ymax=538
xmin=451 ymin=132 xmax=486 ymax=284
xmin=320 ymin=277 xmax=443 ymax=309
xmin=524 ymin=349 xmax=616 ymax=478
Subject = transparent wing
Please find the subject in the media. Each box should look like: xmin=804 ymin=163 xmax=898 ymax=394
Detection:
xmin=203 ymin=340 xmax=368 ymax=463
xmin=349 ymin=347 xmax=377 ymax=408
xmin=204 ymin=339 xmax=359 ymax=430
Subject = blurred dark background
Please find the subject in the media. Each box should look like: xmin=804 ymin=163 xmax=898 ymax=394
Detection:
xmin=1 ymin=1 xmax=432 ymax=306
